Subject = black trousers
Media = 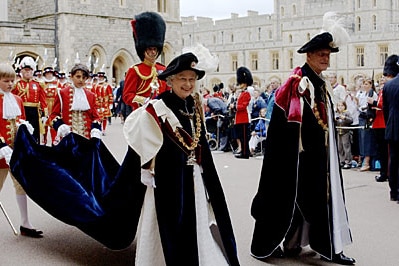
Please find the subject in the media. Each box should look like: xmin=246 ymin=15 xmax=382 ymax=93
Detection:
xmin=24 ymin=106 xmax=40 ymax=143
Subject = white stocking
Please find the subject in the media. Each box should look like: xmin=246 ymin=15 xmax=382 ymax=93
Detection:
xmin=16 ymin=194 xmax=33 ymax=228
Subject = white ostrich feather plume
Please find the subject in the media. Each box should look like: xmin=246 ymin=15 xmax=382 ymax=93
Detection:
xmin=182 ymin=43 xmax=219 ymax=73
xmin=321 ymin=12 xmax=350 ymax=48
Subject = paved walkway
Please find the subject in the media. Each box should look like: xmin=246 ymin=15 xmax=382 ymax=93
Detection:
xmin=1 ymin=118 xmax=398 ymax=265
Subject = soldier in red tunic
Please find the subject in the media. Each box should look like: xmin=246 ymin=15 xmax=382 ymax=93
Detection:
xmin=49 ymin=64 xmax=101 ymax=141
xmin=94 ymin=72 xmax=113 ymax=134
xmin=57 ymin=72 xmax=68 ymax=89
xmin=42 ymin=67 xmax=59 ymax=145
xmin=12 ymin=56 xmax=48 ymax=144
xmin=0 ymin=63 xmax=43 ymax=238
xmin=123 ymin=12 xmax=169 ymax=111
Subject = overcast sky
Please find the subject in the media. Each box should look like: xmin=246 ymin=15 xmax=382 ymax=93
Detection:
xmin=180 ymin=0 xmax=275 ymax=20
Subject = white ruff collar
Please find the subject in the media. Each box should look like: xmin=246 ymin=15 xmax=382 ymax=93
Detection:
xmin=71 ymin=85 xmax=90 ymax=111
xmin=1 ymin=91 xmax=22 ymax=119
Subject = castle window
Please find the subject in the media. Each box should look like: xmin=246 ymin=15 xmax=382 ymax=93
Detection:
xmin=289 ymin=50 xmax=294 ymax=69
xmin=272 ymin=52 xmax=280 ymax=70
xmin=356 ymin=47 xmax=365 ymax=67
xmin=157 ymin=0 xmax=167 ymax=13
xmin=231 ymin=55 xmax=238 ymax=72
xmin=356 ymin=16 xmax=361 ymax=31
xmin=251 ymin=53 xmax=258 ymax=71
xmin=379 ymin=45 xmax=389 ymax=66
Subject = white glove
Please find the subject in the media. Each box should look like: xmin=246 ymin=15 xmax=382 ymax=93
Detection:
xmin=140 ymin=168 xmax=156 ymax=188
xmin=0 ymin=146 xmax=13 ymax=165
xmin=17 ymin=119 xmax=35 ymax=135
xmin=41 ymin=116 xmax=48 ymax=124
xmin=90 ymin=128 xmax=102 ymax=139
xmin=57 ymin=124 xmax=71 ymax=138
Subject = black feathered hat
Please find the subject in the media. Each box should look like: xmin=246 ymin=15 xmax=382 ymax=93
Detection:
xmin=131 ymin=12 xmax=166 ymax=61
xmin=43 ymin=67 xmax=54 ymax=74
xmin=383 ymin=54 xmax=399 ymax=77
xmin=297 ymin=32 xmax=339 ymax=54
xmin=158 ymin=52 xmax=205 ymax=81
xmin=236 ymin=67 xmax=253 ymax=86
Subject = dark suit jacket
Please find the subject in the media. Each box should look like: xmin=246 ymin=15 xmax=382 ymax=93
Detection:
xmin=383 ymin=75 xmax=399 ymax=142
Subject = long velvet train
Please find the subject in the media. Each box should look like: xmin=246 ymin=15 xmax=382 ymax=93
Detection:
xmin=10 ymin=125 xmax=146 ymax=250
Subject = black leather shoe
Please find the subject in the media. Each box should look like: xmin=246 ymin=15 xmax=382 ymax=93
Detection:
xmin=375 ymin=175 xmax=388 ymax=182
xmin=20 ymin=226 xmax=43 ymax=238
xmin=284 ymin=246 xmax=302 ymax=257
xmin=321 ymin=252 xmax=356 ymax=265
xmin=234 ymin=153 xmax=249 ymax=159
xmin=270 ymin=246 xmax=284 ymax=258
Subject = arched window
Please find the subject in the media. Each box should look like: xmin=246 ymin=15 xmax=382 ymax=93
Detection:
xmin=356 ymin=16 xmax=361 ymax=31
xmin=292 ymin=4 xmax=297 ymax=16
xmin=289 ymin=34 xmax=293 ymax=43
xmin=280 ymin=6 xmax=285 ymax=17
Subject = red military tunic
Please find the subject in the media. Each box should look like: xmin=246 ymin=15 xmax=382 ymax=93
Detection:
xmin=91 ymin=82 xmax=103 ymax=119
xmin=95 ymin=81 xmax=114 ymax=118
xmin=0 ymin=94 xmax=26 ymax=168
xmin=44 ymin=79 xmax=59 ymax=116
xmin=13 ymin=78 xmax=47 ymax=116
xmin=43 ymin=79 xmax=59 ymax=143
xmin=235 ymin=90 xmax=251 ymax=124
xmin=49 ymin=85 xmax=101 ymax=139
xmin=123 ymin=61 xmax=168 ymax=110
xmin=12 ymin=77 xmax=48 ymax=142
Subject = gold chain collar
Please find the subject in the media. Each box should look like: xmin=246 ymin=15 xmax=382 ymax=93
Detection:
xmin=174 ymin=100 xmax=201 ymax=151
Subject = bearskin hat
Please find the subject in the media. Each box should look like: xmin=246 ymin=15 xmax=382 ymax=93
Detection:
xmin=130 ymin=12 xmax=166 ymax=61
xmin=236 ymin=67 xmax=253 ymax=86
xmin=383 ymin=54 xmax=399 ymax=77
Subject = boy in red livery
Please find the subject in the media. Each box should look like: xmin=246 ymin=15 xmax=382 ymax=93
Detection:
xmin=0 ymin=63 xmax=43 ymax=238
xmin=49 ymin=64 xmax=101 ymax=141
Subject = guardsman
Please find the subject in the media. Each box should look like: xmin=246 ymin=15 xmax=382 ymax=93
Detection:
xmin=123 ymin=12 xmax=169 ymax=111
xmin=12 ymin=56 xmax=47 ymax=143
xmin=57 ymin=72 xmax=68 ymax=89
xmin=42 ymin=66 xmax=58 ymax=145
xmin=94 ymin=72 xmax=113 ymax=134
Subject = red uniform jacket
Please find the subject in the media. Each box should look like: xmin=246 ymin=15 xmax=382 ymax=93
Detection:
xmin=94 ymin=82 xmax=114 ymax=118
xmin=49 ymin=85 xmax=101 ymax=139
xmin=44 ymin=80 xmax=59 ymax=116
xmin=372 ymin=89 xmax=385 ymax=129
xmin=123 ymin=62 xmax=168 ymax=110
xmin=234 ymin=90 xmax=251 ymax=124
xmin=0 ymin=94 xmax=25 ymax=168
xmin=12 ymin=78 xmax=47 ymax=115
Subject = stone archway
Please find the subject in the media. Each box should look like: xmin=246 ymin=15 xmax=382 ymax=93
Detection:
xmin=87 ymin=45 xmax=107 ymax=74
xmin=14 ymin=52 xmax=41 ymax=71
xmin=111 ymin=49 xmax=133 ymax=84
